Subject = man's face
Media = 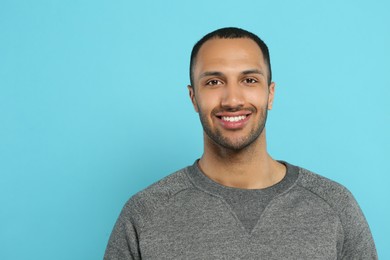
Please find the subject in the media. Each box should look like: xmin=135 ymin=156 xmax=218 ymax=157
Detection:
xmin=189 ymin=38 xmax=275 ymax=151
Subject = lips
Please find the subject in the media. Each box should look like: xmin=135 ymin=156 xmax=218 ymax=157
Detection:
xmin=215 ymin=111 xmax=252 ymax=129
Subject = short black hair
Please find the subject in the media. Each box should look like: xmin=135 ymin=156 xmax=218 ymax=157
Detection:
xmin=189 ymin=27 xmax=272 ymax=86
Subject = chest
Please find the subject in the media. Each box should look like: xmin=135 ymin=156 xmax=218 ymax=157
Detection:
xmin=138 ymin=191 xmax=341 ymax=259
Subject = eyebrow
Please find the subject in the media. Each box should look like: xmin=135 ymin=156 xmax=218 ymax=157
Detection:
xmin=199 ymin=71 xmax=224 ymax=79
xmin=241 ymin=69 xmax=265 ymax=76
xmin=198 ymin=69 xmax=265 ymax=80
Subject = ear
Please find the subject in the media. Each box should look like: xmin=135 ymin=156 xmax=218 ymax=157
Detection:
xmin=187 ymin=85 xmax=199 ymax=112
xmin=267 ymin=82 xmax=276 ymax=110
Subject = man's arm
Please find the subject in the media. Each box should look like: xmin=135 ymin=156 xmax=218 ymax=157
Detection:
xmin=104 ymin=202 xmax=141 ymax=260
xmin=339 ymin=190 xmax=377 ymax=259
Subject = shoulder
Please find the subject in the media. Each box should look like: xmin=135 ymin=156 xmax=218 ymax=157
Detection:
xmin=294 ymin=166 xmax=367 ymax=234
xmin=104 ymin=167 xmax=196 ymax=259
xmin=120 ymin=166 xmax=194 ymax=222
xmin=294 ymin=166 xmax=377 ymax=258
xmin=133 ymin=166 xmax=193 ymax=206
xmin=295 ymin=166 xmax=356 ymax=211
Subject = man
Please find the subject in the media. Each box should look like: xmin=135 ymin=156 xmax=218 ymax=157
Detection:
xmin=104 ymin=27 xmax=377 ymax=259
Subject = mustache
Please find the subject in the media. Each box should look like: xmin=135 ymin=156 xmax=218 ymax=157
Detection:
xmin=211 ymin=106 xmax=256 ymax=114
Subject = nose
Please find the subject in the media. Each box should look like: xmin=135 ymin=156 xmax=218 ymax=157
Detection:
xmin=220 ymin=83 xmax=244 ymax=109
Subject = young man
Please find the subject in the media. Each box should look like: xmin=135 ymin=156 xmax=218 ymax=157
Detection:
xmin=104 ymin=27 xmax=377 ymax=259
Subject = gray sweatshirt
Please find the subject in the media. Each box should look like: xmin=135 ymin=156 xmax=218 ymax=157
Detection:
xmin=104 ymin=162 xmax=377 ymax=259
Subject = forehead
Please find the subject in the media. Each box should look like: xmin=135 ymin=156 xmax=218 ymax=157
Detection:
xmin=194 ymin=38 xmax=265 ymax=74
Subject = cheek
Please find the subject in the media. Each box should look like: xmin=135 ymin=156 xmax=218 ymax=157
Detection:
xmin=246 ymin=90 xmax=269 ymax=107
xmin=196 ymin=93 xmax=220 ymax=112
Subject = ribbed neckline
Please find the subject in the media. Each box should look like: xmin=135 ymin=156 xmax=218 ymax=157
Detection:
xmin=186 ymin=160 xmax=300 ymax=197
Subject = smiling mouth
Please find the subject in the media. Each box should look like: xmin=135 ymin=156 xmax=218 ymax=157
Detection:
xmin=219 ymin=115 xmax=247 ymax=122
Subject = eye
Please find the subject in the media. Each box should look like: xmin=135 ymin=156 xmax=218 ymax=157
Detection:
xmin=243 ymin=78 xmax=258 ymax=84
xmin=206 ymin=79 xmax=223 ymax=86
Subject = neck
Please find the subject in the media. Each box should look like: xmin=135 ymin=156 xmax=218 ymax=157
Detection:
xmin=198 ymin=130 xmax=285 ymax=189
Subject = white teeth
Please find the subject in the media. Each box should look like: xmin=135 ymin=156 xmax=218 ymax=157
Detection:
xmin=221 ymin=115 xmax=246 ymax=122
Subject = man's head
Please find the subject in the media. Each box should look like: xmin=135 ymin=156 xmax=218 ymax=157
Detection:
xmin=188 ymin=27 xmax=275 ymax=151
xmin=190 ymin=27 xmax=272 ymax=87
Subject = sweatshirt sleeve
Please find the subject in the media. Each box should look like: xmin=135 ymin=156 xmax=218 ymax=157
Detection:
xmin=298 ymin=168 xmax=377 ymax=259
xmin=104 ymin=200 xmax=141 ymax=260
xmin=338 ymin=189 xmax=377 ymax=259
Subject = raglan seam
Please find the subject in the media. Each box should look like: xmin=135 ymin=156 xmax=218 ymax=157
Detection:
xmin=129 ymin=170 xmax=196 ymax=236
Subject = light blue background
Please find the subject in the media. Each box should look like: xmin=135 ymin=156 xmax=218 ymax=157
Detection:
xmin=1 ymin=0 xmax=389 ymax=259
